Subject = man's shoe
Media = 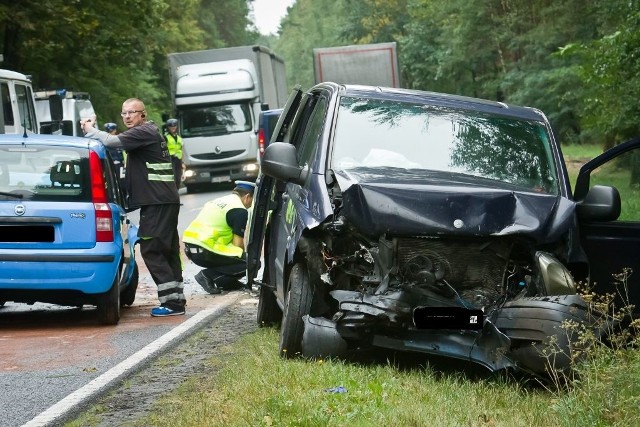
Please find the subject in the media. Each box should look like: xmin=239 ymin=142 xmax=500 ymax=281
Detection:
xmin=151 ymin=306 xmax=186 ymax=317
xmin=194 ymin=271 xmax=221 ymax=294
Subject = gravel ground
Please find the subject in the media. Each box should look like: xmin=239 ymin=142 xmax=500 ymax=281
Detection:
xmin=68 ymin=292 xmax=259 ymax=426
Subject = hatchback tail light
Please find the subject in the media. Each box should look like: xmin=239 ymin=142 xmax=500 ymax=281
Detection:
xmin=258 ymin=128 xmax=266 ymax=156
xmin=89 ymin=151 xmax=114 ymax=242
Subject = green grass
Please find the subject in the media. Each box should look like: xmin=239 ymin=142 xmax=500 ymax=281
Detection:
xmin=560 ymin=143 xmax=604 ymax=160
xmin=117 ymin=327 xmax=640 ymax=427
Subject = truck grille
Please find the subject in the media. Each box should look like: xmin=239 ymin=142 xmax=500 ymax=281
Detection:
xmin=192 ymin=150 xmax=245 ymax=160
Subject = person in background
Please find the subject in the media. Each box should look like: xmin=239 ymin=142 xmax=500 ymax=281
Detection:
xmin=164 ymin=118 xmax=183 ymax=189
xmin=183 ymin=181 xmax=255 ymax=294
xmin=80 ymin=99 xmax=185 ymax=317
xmin=104 ymin=122 xmax=125 ymax=184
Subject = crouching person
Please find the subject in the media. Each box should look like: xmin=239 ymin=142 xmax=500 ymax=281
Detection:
xmin=183 ymin=181 xmax=255 ymax=294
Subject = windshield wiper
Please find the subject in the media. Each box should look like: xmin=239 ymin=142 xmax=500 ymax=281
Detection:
xmin=0 ymin=191 xmax=23 ymax=199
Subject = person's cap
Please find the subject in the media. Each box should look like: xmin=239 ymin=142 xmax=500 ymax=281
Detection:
xmin=166 ymin=118 xmax=178 ymax=127
xmin=104 ymin=122 xmax=117 ymax=132
xmin=234 ymin=180 xmax=256 ymax=192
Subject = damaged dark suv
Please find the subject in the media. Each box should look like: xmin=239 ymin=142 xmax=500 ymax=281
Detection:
xmin=246 ymin=83 xmax=640 ymax=377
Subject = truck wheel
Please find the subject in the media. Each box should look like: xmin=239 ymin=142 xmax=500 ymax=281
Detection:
xmin=97 ymin=274 xmax=121 ymax=325
xmin=257 ymin=284 xmax=281 ymax=327
xmin=185 ymin=184 xmax=201 ymax=194
xmin=120 ymin=263 xmax=139 ymax=307
xmin=493 ymin=295 xmax=591 ymax=377
xmin=279 ymin=263 xmax=314 ymax=358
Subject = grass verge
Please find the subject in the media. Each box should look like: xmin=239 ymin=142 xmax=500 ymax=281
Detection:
xmin=126 ymin=326 xmax=640 ymax=427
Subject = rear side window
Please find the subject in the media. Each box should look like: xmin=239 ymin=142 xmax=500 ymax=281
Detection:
xmin=1 ymin=82 xmax=12 ymax=126
xmin=0 ymin=145 xmax=91 ymax=201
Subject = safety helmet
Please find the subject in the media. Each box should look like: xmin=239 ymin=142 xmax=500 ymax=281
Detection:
xmin=166 ymin=118 xmax=178 ymax=127
xmin=104 ymin=122 xmax=117 ymax=132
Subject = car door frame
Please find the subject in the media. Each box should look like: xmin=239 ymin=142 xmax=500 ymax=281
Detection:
xmin=574 ymin=136 xmax=640 ymax=312
xmin=246 ymin=86 xmax=304 ymax=288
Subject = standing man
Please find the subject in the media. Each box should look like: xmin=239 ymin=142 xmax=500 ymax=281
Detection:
xmin=164 ymin=118 xmax=183 ymax=189
xmin=80 ymin=99 xmax=185 ymax=317
xmin=183 ymin=181 xmax=255 ymax=294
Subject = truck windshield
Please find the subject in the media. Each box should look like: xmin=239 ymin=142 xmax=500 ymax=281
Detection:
xmin=331 ymin=97 xmax=559 ymax=195
xmin=180 ymin=103 xmax=252 ymax=137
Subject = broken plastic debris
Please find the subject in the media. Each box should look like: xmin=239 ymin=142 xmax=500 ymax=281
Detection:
xmin=324 ymin=386 xmax=347 ymax=393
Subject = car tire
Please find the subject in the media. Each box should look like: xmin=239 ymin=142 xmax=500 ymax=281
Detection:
xmin=97 ymin=274 xmax=121 ymax=325
xmin=120 ymin=263 xmax=139 ymax=307
xmin=279 ymin=263 xmax=314 ymax=358
xmin=257 ymin=284 xmax=281 ymax=327
xmin=493 ymin=295 xmax=591 ymax=376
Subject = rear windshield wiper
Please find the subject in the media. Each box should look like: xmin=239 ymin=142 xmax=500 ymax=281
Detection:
xmin=0 ymin=191 xmax=23 ymax=199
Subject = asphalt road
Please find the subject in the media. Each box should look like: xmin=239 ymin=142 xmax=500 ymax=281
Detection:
xmin=0 ymin=186 xmax=243 ymax=427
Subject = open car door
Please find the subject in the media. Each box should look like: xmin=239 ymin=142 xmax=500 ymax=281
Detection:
xmin=246 ymin=86 xmax=304 ymax=287
xmin=574 ymin=136 xmax=640 ymax=312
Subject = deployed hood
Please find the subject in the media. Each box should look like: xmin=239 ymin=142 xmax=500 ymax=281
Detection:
xmin=333 ymin=167 xmax=575 ymax=242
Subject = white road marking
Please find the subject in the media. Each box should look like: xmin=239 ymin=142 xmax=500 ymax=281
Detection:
xmin=23 ymin=296 xmax=240 ymax=427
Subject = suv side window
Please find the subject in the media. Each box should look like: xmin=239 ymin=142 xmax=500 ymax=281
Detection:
xmin=291 ymin=95 xmax=328 ymax=168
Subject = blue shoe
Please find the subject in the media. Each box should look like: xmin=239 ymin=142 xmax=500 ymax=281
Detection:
xmin=151 ymin=305 xmax=185 ymax=317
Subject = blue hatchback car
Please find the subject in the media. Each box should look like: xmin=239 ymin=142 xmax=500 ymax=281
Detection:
xmin=0 ymin=134 xmax=139 ymax=325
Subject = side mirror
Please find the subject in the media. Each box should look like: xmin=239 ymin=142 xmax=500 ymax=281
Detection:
xmin=261 ymin=142 xmax=309 ymax=185
xmin=576 ymin=184 xmax=621 ymax=221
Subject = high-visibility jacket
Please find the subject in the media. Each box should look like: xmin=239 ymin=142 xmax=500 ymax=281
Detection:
xmin=165 ymin=132 xmax=183 ymax=160
xmin=182 ymin=194 xmax=244 ymax=257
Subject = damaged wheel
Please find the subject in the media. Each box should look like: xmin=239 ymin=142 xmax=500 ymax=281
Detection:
xmin=493 ymin=295 xmax=592 ymax=377
xmin=279 ymin=263 xmax=314 ymax=358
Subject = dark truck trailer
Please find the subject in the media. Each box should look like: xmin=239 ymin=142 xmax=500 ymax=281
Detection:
xmin=313 ymin=42 xmax=400 ymax=87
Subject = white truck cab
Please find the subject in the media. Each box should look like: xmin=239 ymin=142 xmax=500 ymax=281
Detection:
xmin=0 ymin=69 xmax=39 ymax=134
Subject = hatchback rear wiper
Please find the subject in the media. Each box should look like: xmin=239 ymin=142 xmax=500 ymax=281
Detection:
xmin=0 ymin=191 xmax=23 ymax=199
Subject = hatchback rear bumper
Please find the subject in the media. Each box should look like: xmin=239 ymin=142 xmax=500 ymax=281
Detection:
xmin=0 ymin=251 xmax=120 ymax=295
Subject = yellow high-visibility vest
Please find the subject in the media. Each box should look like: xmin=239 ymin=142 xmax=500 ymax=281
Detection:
xmin=183 ymin=194 xmax=244 ymax=257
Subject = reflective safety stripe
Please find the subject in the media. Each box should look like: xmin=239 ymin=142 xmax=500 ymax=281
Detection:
xmin=157 ymin=280 xmax=184 ymax=304
xmin=158 ymin=281 xmax=178 ymax=292
xmin=147 ymin=162 xmax=173 ymax=170
xmin=148 ymin=173 xmax=175 ymax=182
xmin=146 ymin=161 xmax=175 ymax=182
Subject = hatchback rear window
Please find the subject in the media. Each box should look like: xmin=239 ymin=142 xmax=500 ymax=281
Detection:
xmin=0 ymin=144 xmax=90 ymax=201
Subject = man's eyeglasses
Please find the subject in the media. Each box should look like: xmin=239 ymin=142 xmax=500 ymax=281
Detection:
xmin=120 ymin=110 xmax=144 ymax=117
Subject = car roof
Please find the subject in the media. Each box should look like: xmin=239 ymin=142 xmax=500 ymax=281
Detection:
xmin=316 ymin=82 xmax=547 ymax=122
xmin=0 ymin=133 xmax=102 ymax=151
xmin=260 ymin=108 xmax=283 ymax=117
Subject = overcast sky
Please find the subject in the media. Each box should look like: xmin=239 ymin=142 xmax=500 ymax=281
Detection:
xmin=252 ymin=0 xmax=296 ymax=35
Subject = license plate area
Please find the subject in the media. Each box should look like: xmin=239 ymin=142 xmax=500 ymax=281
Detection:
xmin=0 ymin=225 xmax=55 ymax=242
xmin=211 ymin=175 xmax=231 ymax=183
xmin=413 ymin=306 xmax=484 ymax=330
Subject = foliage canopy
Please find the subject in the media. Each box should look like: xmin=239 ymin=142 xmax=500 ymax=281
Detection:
xmin=1 ymin=0 xmax=638 ymax=143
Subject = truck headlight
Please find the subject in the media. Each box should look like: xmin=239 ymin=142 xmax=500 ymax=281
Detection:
xmin=184 ymin=169 xmax=196 ymax=178
xmin=243 ymin=163 xmax=259 ymax=172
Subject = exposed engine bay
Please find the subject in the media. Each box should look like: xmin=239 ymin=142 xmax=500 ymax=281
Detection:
xmin=298 ymin=205 xmax=581 ymax=376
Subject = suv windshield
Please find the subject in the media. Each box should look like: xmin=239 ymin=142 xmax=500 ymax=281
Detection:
xmin=180 ymin=103 xmax=252 ymax=138
xmin=0 ymin=145 xmax=90 ymax=201
xmin=331 ymin=97 xmax=559 ymax=194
